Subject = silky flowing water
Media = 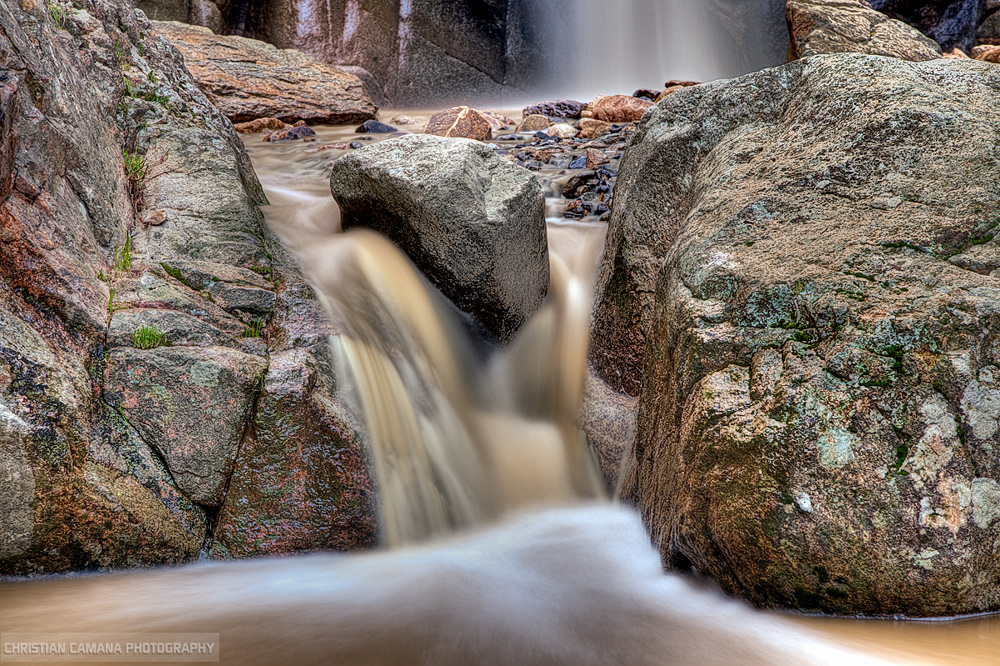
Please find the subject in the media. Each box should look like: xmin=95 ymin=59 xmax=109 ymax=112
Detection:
xmin=0 ymin=117 xmax=997 ymax=665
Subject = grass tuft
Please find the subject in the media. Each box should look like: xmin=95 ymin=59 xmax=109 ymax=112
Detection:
xmin=241 ymin=319 xmax=264 ymax=339
xmin=113 ymin=235 xmax=133 ymax=272
xmin=132 ymin=324 xmax=168 ymax=349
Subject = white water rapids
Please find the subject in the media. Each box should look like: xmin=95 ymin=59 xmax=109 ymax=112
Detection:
xmin=0 ymin=120 xmax=997 ymax=665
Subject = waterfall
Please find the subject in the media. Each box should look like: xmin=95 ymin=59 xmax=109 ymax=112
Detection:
xmin=531 ymin=0 xmax=788 ymax=99
xmin=298 ymin=223 xmax=607 ymax=545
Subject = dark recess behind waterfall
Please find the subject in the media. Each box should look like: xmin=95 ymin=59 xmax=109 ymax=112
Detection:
xmin=138 ymin=0 xmax=789 ymax=106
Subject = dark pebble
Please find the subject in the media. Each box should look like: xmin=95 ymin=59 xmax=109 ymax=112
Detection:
xmin=569 ymin=156 xmax=587 ymax=169
xmin=349 ymin=141 xmax=364 ymax=149
xmin=356 ymin=120 xmax=397 ymax=133
xmin=633 ymin=89 xmax=659 ymax=101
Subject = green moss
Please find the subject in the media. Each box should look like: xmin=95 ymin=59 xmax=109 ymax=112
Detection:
xmin=860 ymin=377 xmax=892 ymax=388
xmin=813 ymin=565 xmax=830 ymax=584
xmin=881 ymin=240 xmax=925 ymax=253
xmin=883 ymin=344 xmax=905 ymax=374
xmin=894 ymin=443 xmax=908 ymax=471
xmin=850 ymin=272 xmax=875 ymax=282
xmin=775 ymin=319 xmax=809 ymax=330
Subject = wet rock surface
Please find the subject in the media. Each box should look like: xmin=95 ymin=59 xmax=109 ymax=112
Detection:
xmin=151 ymin=21 xmax=377 ymax=124
xmin=599 ymin=53 xmax=1000 ymax=615
xmin=786 ymin=0 xmax=943 ymax=61
xmin=329 ymin=134 xmax=549 ymax=342
xmin=0 ymin=0 xmax=376 ymax=574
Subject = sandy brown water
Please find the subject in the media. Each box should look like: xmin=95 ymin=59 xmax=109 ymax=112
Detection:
xmin=240 ymin=113 xmax=1000 ymax=666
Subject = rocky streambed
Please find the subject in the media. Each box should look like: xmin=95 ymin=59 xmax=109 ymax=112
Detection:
xmin=2 ymin=0 xmax=1000 ymax=645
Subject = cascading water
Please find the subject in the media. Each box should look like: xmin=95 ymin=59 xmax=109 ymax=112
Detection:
xmin=1 ymin=123 xmax=996 ymax=666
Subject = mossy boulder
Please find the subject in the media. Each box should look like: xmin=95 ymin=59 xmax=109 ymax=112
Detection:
xmin=598 ymin=54 xmax=1000 ymax=615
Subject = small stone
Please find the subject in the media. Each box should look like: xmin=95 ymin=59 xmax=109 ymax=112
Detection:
xmin=517 ymin=114 xmax=553 ymax=132
xmin=545 ymin=123 xmax=579 ymax=139
xmin=942 ymin=47 xmax=971 ymax=59
xmin=233 ymin=117 xmax=287 ymax=133
xmin=356 ymin=119 xmax=397 ymax=133
xmin=425 ymin=106 xmax=493 ymax=141
xmin=141 ymin=209 xmax=166 ymax=226
xmin=585 ymin=148 xmax=609 ymax=169
xmin=266 ymin=126 xmax=318 ymax=142
xmin=391 ymin=114 xmax=419 ymax=125
xmin=632 ymin=88 xmax=659 ymax=101
xmin=663 ymin=79 xmax=700 ymax=88
xmin=481 ymin=110 xmax=515 ymax=131
xmin=569 ymin=156 xmax=587 ymax=169
xmin=655 ymin=85 xmax=688 ymax=102
xmin=972 ymin=44 xmax=1000 ymax=62
xmin=587 ymin=95 xmax=653 ymax=123
xmin=578 ymin=118 xmax=613 ymax=139
xmin=521 ymin=99 xmax=585 ymax=119
xmin=349 ymin=141 xmax=364 ymax=149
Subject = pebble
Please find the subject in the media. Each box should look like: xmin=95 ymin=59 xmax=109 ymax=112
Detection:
xmin=356 ymin=120 xmax=397 ymax=133
xmin=266 ymin=126 xmax=317 ymax=142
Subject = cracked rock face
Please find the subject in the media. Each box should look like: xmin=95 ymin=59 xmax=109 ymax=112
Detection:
xmin=0 ymin=0 xmax=375 ymax=574
xmin=596 ymin=54 xmax=1000 ymax=615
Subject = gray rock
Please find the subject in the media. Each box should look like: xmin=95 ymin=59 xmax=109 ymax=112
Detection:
xmin=0 ymin=406 xmax=33 ymax=560
xmin=786 ymin=0 xmax=942 ymax=61
xmin=212 ymin=348 xmax=377 ymax=558
xmin=0 ymin=0 xmax=375 ymax=573
xmin=979 ymin=7 xmax=1000 ymax=41
xmin=330 ymin=134 xmax=549 ymax=342
xmin=598 ymin=54 xmax=1000 ymax=615
xmin=104 ymin=347 xmax=268 ymax=506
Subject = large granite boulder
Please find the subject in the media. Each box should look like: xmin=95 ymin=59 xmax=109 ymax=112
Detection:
xmin=151 ymin=21 xmax=377 ymax=124
xmin=869 ymin=0 xmax=987 ymax=52
xmin=0 ymin=0 xmax=375 ymax=574
xmin=329 ymin=134 xmax=549 ymax=342
xmin=786 ymin=0 xmax=942 ymax=61
xmin=596 ymin=53 xmax=1000 ymax=615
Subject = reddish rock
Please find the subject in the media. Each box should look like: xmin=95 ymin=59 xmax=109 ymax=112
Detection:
xmin=152 ymin=21 xmax=377 ymax=124
xmin=517 ymin=114 xmax=553 ymax=132
xmin=104 ymin=347 xmax=268 ymax=506
xmin=390 ymin=114 xmax=419 ymax=125
xmin=585 ymin=148 xmax=609 ymax=169
xmin=664 ymin=79 xmax=700 ymax=88
xmin=266 ymin=126 xmax=318 ymax=142
xmin=425 ymin=106 xmax=493 ymax=141
xmin=943 ymin=47 xmax=971 ymax=59
xmin=971 ymin=44 xmax=1000 ymax=62
xmin=233 ymin=117 xmax=288 ymax=133
xmin=578 ymin=118 xmax=613 ymax=140
xmin=587 ymin=95 xmax=653 ymax=123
